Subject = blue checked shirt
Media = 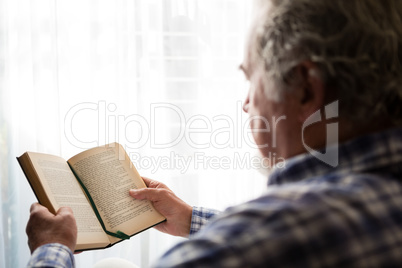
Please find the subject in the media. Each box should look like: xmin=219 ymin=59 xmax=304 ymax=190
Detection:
xmin=28 ymin=128 xmax=402 ymax=267
xmin=27 ymin=243 xmax=74 ymax=268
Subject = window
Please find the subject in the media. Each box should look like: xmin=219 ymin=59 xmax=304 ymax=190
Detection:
xmin=0 ymin=1 xmax=266 ymax=267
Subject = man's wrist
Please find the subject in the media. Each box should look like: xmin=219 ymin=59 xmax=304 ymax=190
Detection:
xmin=180 ymin=203 xmax=193 ymax=237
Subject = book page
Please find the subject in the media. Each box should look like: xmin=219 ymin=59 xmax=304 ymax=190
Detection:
xmin=68 ymin=143 xmax=165 ymax=244
xmin=24 ymin=152 xmax=110 ymax=250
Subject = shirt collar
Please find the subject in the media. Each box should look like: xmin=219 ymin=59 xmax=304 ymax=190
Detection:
xmin=268 ymin=127 xmax=402 ymax=186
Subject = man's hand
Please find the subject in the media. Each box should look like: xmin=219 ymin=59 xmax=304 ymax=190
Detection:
xmin=26 ymin=203 xmax=77 ymax=253
xmin=129 ymin=177 xmax=193 ymax=237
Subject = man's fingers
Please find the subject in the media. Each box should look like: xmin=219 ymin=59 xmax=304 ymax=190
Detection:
xmin=29 ymin=203 xmax=51 ymax=215
xmin=129 ymin=188 xmax=146 ymax=199
xmin=142 ymin=177 xmax=168 ymax=189
xmin=142 ymin=177 xmax=152 ymax=187
xmin=27 ymin=203 xmax=50 ymax=236
xmin=57 ymin=206 xmax=74 ymax=217
xmin=29 ymin=203 xmax=42 ymax=213
xmin=130 ymin=188 xmax=162 ymax=201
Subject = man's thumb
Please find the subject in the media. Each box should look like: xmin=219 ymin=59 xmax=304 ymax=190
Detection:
xmin=57 ymin=206 xmax=74 ymax=216
xmin=129 ymin=188 xmax=158 ymax=201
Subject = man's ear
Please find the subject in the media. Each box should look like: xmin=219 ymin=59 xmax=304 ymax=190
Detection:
xmin=293 ymin=61 xmax=325 ymax=122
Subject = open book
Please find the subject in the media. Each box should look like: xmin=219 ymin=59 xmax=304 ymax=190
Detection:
xmin=17 ymin=143 xmax=165 ymax=251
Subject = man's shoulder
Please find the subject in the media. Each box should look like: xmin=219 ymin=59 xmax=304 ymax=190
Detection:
xmin=194 ymin=173 xmax=402 ymax=266
xmin=210 ymin=172 xmax=402 ymax=239
xmin=255 ymin=171 xmax=399 ymax=209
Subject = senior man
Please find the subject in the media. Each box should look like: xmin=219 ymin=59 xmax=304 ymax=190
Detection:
xmin=27 ymin=0 xmax=402 ymax=267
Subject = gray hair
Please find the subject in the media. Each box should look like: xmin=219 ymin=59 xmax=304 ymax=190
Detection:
xmin=252 ymin=0 xmax=402 ymax=125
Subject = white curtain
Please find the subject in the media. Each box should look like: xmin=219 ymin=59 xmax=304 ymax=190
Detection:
xmin=0 ymin=0 xmax=266 ymax=267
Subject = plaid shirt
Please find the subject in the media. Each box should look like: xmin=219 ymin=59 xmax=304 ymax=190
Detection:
xmin=27 ymin=243 xmax=74 ymax=268
xmin=189 ymin=206 xmax=221 ymax=236
xmin=155 ymin=127 xmax=402 ymax=267
xmin=28 ymin=128 xmax=402 ymax=267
